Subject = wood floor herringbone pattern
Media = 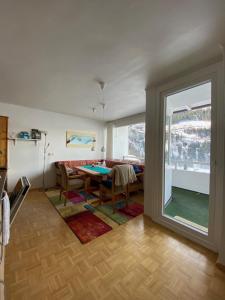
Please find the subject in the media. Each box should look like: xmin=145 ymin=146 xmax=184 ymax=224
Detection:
xmin=5 ymin=190 xmax=225 ymax=300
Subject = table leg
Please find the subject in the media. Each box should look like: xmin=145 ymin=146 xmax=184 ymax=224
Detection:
xmin=84 ymin=176 xmax=90 ymax=193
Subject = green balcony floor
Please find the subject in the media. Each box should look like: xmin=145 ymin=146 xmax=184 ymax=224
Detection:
xmin=164 ymin=187 xmax=209 ymax=229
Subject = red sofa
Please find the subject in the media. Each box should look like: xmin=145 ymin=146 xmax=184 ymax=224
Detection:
xmin=55 ymin=159 xmax=144 ymax=191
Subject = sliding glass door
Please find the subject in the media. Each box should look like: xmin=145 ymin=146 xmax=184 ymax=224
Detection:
xmin=163 ymin=81 xmax=212 ymax=233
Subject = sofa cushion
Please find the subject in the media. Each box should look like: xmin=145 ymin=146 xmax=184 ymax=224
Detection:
xmin=55 ymin=160 xmax=101 ymax=169
xmin=55 ymin=160 xmax=144 ymax=173
xmin=66 ymin=166 xmax=74 ymax=174
xmin=105 ymin=160 xmax=126 ymax=168
xmin=132 ymin=164 xmax=142 ymax=174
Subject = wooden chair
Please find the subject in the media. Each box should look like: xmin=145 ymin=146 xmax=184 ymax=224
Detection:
xmin=59 ymin=164 xmax=86 ymax=206
xmin=99 ymin=166 xmax=129 ymax=213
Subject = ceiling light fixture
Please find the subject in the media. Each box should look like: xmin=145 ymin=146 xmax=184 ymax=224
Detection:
xmin=91 ymin=107 xmax=97 ymax=151
xmin=98 ymin=81 xmax=106 ymax=153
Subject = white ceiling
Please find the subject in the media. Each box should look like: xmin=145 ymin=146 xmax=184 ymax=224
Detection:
xmin=167 ymin=82 xmax=211 ymax=113
xmin=0 ymin=0 xmax=224 ymax=121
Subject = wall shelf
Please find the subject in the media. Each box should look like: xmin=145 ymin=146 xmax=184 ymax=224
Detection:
xmin=8 ymin=138 xmax=40 ymax=146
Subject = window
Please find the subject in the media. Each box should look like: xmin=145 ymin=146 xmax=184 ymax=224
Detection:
xmin=168 ymin=106 xmax=211 ymax=172
xmin=128 ymin=123 xmax=145 ymax=160
xmin=113 ymin=123 xmax=145 ymax=161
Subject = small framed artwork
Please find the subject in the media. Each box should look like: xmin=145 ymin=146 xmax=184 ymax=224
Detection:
xmin=66 ymin=130 xmax=96 ymax=148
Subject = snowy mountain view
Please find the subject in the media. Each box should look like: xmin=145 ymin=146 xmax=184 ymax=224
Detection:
xmin=166 ymin=106 xmax=211 ymax=172
xmin=128 ymin=123 xmax=145 ymax=160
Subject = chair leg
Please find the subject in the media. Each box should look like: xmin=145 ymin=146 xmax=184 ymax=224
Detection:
xmin=125 ymin=197 xmax=128 ymax=207
xmin=64 ymin=189 xmax=67 ymax=206
xmin=126 ymin=185 xmax=129 ymax=207
xmin=112 ymin=195 xmax=116 ymax=213
xmin=99 ymin=188 xmax=106 ymax=206
xmin=60 ymin=188 xmax=67 ymax=206
xmin=84 ymin=176 xmax=90 ymax=193
xmin=99 ymin=189 xmax=103 ymax=205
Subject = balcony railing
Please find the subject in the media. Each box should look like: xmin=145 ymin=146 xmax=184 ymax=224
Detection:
xmin=168 ymin=159 xmax=210 ymax=173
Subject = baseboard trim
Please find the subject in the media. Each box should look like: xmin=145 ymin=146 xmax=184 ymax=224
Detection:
xmin=29 ymin=186 xmax=59 ymax=192
xmin=152 ymin=214 xmax=217 ymax=252
xmin=143 ymin=214 xmax=152 ymax=221
xmin=216 ymin=262 xmax=225 ymax=272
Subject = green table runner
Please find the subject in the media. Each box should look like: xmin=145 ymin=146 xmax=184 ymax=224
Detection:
xmin=83 ymin=165 xmax=111 ymax=175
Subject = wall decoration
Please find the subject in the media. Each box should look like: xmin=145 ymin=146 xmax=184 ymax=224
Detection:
xmin=66 ymin=130 xmax=96 ymax=148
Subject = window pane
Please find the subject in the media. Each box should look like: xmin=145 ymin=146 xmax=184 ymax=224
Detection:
xmin=171 ymin=106 xmax=211 ymax=172
xmin=113 ymin=123 xmax=145 ymax=161
xmin=128 ymin=123 xmax=145 ymax=161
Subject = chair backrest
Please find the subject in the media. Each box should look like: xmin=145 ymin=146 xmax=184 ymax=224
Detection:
xmin=108 ymin=167 xmax=124 ymax=194
xmin=111 ymin=164 xmax=137 ymax=188
xmin=59 ymin=164 xmax=68 ymax=189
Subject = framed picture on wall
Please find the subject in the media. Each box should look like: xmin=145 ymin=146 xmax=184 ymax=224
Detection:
xmin=66 ymin=130 xmax=96 ymax=148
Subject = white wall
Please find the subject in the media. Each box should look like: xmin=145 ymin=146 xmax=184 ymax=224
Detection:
xmin=172 ymin=170 xmax=209 ymax=194
xmin=0 ymin=102 xmax=105 ymax=191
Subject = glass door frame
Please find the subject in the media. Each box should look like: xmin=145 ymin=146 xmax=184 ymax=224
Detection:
xmin=154 ymin=63 xmax=224 ymax=252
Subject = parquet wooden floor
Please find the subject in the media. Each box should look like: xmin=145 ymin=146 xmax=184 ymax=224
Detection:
xmin=5 ymin=190 xmax=225 ymax=300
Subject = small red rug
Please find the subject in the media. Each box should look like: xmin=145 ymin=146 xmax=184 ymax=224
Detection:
xmin=118 ymin=203 xmax=144 ymax=217
xmin=65 ymin=211 xmax=112 ymax=243
xmin=63 ymin=191 xmax=85 ymax=203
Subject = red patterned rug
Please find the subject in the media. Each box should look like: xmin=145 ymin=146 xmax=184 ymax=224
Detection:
xmin=118 ymin=203 xmax=144 ymax=217
xmin=65 ymin=211 xmax=112 ymax=243
xmin=63 ymin=191 xmax=85 ymax=203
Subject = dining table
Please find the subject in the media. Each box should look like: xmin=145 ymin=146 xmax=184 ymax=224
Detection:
xmin=75 ymin=165 xmax=112 ymax=191
xmin=75 ymin=164 xmax=112 ymax=176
